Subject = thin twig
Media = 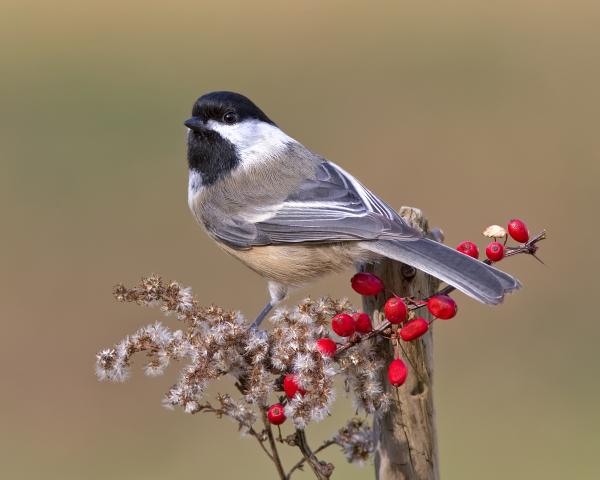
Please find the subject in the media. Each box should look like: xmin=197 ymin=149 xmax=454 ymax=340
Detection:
xmin=249 ymin=427 xmax=274 ymax=461
xmin=286 ymin=439 xmax=336 ymax=479
xmin=232 ymin=381 xmax=284 ymax=476
xmin=261 ymin=407 xmax=287 ymax=480
xmin=397 ymin=341 xmax=423 ymax=381
xmin=294 ymin=429 xmax=333 ymax=480
xmin=194 ymin=400 xmax=275 ymax=462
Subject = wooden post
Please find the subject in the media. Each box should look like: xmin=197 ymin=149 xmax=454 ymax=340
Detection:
xmin=361 ymin=207 xmax=441 ymax=480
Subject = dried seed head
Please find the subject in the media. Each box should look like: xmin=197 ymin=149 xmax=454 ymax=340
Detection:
xmin=483 ymin=225 xmax=507 ymax=239
xmin=334 ymin=418 xmax=375 ymax=465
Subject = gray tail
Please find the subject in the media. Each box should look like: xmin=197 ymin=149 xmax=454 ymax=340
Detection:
xmin=364 ymin=238 xmax=521 ymax=305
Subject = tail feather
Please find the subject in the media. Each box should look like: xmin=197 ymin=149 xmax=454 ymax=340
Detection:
xmin=364 ymin=238 xmax=521 ymax=305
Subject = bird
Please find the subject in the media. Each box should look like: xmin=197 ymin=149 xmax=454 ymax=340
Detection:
xmin=184 ymin=91 xmax=520 ymax=327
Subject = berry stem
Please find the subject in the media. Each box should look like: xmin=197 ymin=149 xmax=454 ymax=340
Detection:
xmin=199 ymin=389 xmax=278 ymax=467
xmin=397 ymin=341 xmax=424 ymax=383
xmin=293 ymin=429 xmax=333 ymax=479
xmin=261 ymin=406 xmax=287 ymax=480
xmin=504 ymin=229 xmax=547 ymax=258
xmin=286 ymin=439 xmax=336 ymax=479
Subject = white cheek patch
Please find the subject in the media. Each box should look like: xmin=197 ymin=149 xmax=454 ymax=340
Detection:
xmin=206 ymin=119 xmax=297 ymax=170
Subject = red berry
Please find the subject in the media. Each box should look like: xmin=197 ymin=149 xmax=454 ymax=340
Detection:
xmin=507 ymin=218 xmax=529 ymax=243
xmin=486 ymin=241 xmax=505 ymax=262
xmin=456 ymin=241 xmax=479 ymax=259
xmin=353 ymin=312 xmax=373 ymax=333
xmin=427 ymin=295 xmax=457 ymax=320
xmin=283 ymin=374 xmax=306 ymax=398
xmin=267 ymin=404 xmax=286 ymax=425
xmin=316 ymin=338 xmax=337 ymax=357
xmin=388 ymin=359 xmax=408 ymax=387
xmin=331 ymin=313 xmax=356 ymax=337
xmin=351 ymin=272 xmax=385 ymax=296
xmin=384 ymin=296 xmax=407 ymax=324
xmin=399 ymin=317 xmax=429 ymax=341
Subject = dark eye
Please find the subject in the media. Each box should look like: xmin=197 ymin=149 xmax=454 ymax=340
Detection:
xmin=222 ymin=111 xmax=239 ymax=124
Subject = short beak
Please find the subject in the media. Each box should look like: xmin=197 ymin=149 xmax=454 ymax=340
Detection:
xmin=184 ymin=117 xmax=205 ymax=133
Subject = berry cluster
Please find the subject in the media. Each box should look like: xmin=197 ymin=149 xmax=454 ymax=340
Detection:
xmin=265 ymin=218 xmax=539 ymax=423
xmin=265 ymin=271 xmax=463 ymax=422
xmin=348 ymin=274 xmax=457 ymax=389
xmin=460 ymin=218 xmax=530 ymax=263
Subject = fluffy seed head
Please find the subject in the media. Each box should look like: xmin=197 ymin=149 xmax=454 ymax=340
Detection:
xmin=483 ymin=225 xmax=507 ymax=239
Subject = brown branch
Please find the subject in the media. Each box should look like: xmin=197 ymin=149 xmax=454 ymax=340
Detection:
xmin=195 ymin=400 xmax=274 ymax=462
xmin=231 ymin=381 xmax=285 ymax=478
xmin=261 ymin=407 xmax=287 ymax=480
xmin=249 ymin=427 xmax=275 ymax=462
xmin=293 ymin=429 xmax=334 ymax=480
xmin=286 ymin=439 xmax=336 ymax=479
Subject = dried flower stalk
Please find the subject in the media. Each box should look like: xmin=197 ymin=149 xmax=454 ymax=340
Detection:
xmin=97 ymin=276 xmax=385 ymax=479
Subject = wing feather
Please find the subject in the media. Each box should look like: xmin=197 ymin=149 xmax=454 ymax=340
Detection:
xmin=250 ymin=161 xmax=420 ymax=245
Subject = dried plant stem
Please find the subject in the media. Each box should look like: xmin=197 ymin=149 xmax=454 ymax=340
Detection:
xmin=232 ymin=380 xmax=285 ymax=477
xmin=250 ymin=427 xmax=275 ymax=462
xmin=286 ymin=439 xmax=336 ymax=479
xmin=294 ymin=429 xmax=333 ymax=480
xmin=196 ymin=399 xmax=276 ymax=463
xmin=261 ymin=407 xmax=287 ymax=480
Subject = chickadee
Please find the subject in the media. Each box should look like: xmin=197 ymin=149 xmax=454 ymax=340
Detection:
xmin=185 ymin=91 xmax=520 ymax=327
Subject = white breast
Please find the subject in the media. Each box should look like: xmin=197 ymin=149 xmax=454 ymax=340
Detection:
xmin=188 ymin=169 xmax=203 ymax=213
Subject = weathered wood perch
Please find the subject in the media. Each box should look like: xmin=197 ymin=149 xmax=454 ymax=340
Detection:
xmin=361 ymin=207 xmax=440 ymax=480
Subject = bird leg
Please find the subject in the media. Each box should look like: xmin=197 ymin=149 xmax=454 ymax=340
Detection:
xmin=251 ymin=302 xmax=274 ymax=328
xmin=251 ymin=281 xmax=288 ymax=329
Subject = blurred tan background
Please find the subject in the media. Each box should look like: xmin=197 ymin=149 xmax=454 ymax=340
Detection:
xmin=1 ymin=1 xmax=598 ymax=478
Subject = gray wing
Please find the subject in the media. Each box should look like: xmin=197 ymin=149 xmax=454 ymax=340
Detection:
xmin=213 ymin=160 xmax=421 ymax=248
